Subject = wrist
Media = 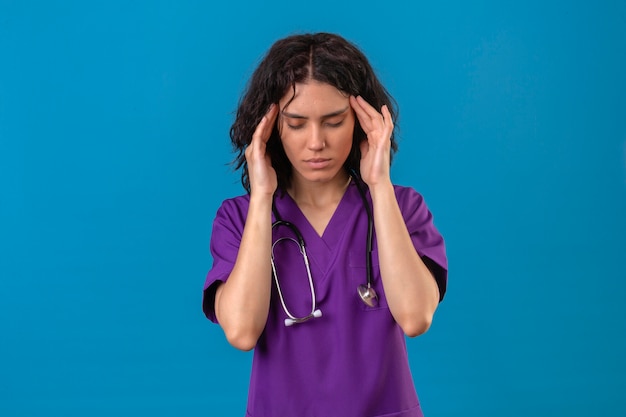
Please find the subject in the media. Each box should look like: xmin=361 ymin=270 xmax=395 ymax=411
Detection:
xmin=248 ymin=192 xmax=274 ymax=211
xmin=367 ymin=179 xmax=394 ymax=200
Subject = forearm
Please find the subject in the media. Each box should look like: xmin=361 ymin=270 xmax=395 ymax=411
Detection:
xmin=215 ymin=195 xmax=273 ymax=350
xmin=370 ymin=182 xmax=440 ymax=337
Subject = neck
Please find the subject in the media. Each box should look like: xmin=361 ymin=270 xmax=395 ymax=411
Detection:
xmin=288 ymin=171 xmax=351 ymax=208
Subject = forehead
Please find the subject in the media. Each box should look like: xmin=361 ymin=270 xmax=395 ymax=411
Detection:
xmin=279 ymin=81 xmax=349 ymax=115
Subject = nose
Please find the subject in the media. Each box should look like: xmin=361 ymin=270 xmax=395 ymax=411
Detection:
xmin=307 ymin=125 xmax=325 ymax=151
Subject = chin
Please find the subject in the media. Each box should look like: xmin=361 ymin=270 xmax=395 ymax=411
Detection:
xmin=301 ymin=170 xmax=345 ymax=184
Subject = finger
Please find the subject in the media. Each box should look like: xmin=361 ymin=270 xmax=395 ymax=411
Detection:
xmin=356 ymin=95 xmax=385 ymax=122
xmin=381 ymin=104 xmax=394 ymax=134
xmin=353 ymin=96 xmax=390 ymax=136
xmin=265 ymin=102 xmax=279 ymax=126
xmin=350 ymin=96 xmax=375 ymax=132
xmin=252 ymin=103 xmax=278 ymax=144
xmin=261 ymin=103 xmax=279 ymax=141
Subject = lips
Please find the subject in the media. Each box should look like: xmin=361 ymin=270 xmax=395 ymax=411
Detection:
xmin=304 ymin=158 xmax=331 ymax=169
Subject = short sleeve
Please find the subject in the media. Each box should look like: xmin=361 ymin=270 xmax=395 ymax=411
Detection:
xmin=395 ymin=186 xmax=448 ymax=301
xmin=202 ymin=196 xmax=250 ymax=322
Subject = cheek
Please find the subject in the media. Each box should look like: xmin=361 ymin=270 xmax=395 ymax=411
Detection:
xmin=278 ymin=131 xmax=300 ymax=160
xmin=337 ymin=124 xmax=355 ymax=150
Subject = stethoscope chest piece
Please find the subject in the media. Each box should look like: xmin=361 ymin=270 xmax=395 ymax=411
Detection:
xmin=357 ymin=284 xmax=378 ymax=307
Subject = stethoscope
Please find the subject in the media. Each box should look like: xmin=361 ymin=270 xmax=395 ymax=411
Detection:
xmin=270 ymin=170 xmax=377 ymax=327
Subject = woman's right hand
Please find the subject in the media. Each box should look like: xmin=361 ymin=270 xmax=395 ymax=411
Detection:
xmin=245 ymin=103 xmax=279 ymax=197
xmin=217 ymin=104 xmax=278 ymax=350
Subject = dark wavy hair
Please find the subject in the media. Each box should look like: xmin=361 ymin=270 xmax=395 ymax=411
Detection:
xmin=230 ymin=32 xmax=398 ymax=192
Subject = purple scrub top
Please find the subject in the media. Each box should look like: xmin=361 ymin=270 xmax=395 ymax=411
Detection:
xmin=203 ymin=181 xmax=447 ymax=417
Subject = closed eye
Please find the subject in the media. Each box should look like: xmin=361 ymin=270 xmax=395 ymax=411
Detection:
xmin=325 ymin=120 xmax=344 ymax=128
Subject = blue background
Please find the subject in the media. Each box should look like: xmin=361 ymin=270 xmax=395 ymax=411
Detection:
xmin=1 ymin=1 xmax=625 ymax=416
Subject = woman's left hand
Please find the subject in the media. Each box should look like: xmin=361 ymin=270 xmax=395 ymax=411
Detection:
xmin=349 ymin=95 xmax=394 ymax=187
xmin=351 ymin=96 xmax=439 ymax=337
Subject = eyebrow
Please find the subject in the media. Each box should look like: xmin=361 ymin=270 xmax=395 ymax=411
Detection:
xmin=282 ymin=106 xmax=349 ymax=120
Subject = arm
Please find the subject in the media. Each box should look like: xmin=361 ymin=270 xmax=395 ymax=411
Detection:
xmin=214 ymin=104 xmax=278 ymax=351
xmin=350 ymin=96 xmax=440 ymax=337
xmin=369 ymin=183 xmax=440 ymax=337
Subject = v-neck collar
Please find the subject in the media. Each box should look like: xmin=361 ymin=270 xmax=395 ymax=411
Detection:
xmin=273 ymin=182 xmax=358 ymax=274
xmin=277 ymin=181 xmax=358 ymax=251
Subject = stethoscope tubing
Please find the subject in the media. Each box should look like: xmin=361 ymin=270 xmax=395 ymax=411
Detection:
xmin=351 ymin=170 xmax=375 ymax=292
xmin=270 ymin=232 xmax=319 ymax=325
xmin=270 ymin=171 xmax=376 ymax=326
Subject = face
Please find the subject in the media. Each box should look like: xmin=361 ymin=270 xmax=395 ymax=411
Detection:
xmin=278 ymin=80 xmax=355 ymax=187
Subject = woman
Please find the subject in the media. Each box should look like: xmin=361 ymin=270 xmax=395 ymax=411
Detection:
xmin=203 ymin=32 xmax=447 ymax=417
